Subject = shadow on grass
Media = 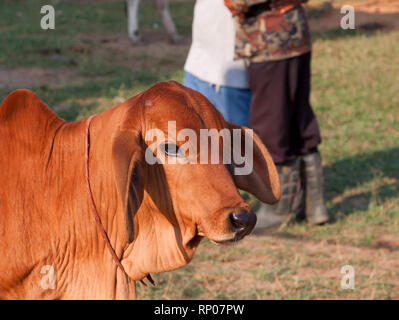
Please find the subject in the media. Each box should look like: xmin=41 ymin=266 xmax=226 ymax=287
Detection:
xmin=247 ymin=147 xmax=399 ymax=230
xmin=324 ymin=147 xmax=399 ymax=221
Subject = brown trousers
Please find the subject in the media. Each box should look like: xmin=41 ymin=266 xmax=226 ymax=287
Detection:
xmin=248 ymin=52 xmax=321 ymax=165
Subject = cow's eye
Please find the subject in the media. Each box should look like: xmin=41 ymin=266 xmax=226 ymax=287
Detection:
xmin=160 ymin=143 xmax=184 ymax=158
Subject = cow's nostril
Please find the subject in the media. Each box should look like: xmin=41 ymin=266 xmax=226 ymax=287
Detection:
xmin=230 ymin=212 xmax=257 ymax=234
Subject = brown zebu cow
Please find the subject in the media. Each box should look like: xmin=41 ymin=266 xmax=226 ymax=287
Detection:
xmin=0 ymin=81 xmax=279 ymax=299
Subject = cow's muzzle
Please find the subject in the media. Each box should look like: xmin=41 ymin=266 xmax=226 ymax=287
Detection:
xmin=230 ymin=211 xmax=257 ymax=241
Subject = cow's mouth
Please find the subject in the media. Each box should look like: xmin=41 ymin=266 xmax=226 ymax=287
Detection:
xmin=196 ymin=211 xmax=257 ymax=245
xmin=209 ymin=230 xmax=251 ymax=245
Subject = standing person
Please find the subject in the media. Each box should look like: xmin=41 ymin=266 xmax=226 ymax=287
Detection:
xmin=224 ymin=0 xmax=329 ymax=229
xmin=184 ymin=0 xmax=251 ymax=127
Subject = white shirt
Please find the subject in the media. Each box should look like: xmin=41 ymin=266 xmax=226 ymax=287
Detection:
xmin=184 ymin=0 xmax=249 ymax=89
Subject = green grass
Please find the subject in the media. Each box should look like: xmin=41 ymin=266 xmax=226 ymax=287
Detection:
xmin=0 ymin=0 xmax=192 ymax=120
xmin=0 ymin=0 xmax=398 ymax=299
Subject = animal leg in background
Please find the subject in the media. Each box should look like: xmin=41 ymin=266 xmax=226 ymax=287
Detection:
xmin=127 ymin=0 xmax=141 ymax=44
xmin=126 ymin=0 xmax=181 ymax=44
xmin=154 ymin=0 xmax=182 ymax=44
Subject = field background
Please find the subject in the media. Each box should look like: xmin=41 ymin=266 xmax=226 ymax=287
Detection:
xmin=0 ymin=0 xmax=398 ymax=299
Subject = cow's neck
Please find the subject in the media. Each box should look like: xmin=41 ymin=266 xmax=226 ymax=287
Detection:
xmin=42 ymin=115 xmax=132 ymax=299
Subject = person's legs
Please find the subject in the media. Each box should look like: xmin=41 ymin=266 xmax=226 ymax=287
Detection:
xmin=290 ymin=52 xmax=321 ymax=157
xmin=184 ymin=71 xmax=218 ymax=106
xmin=291 ymin=52 xmax=328 ymax=225
xmin=248 ymin=53 xmax=328 ymax=230
xmin=184 ymin=71 xmax=251 ymax=127
xmin=248 ymin=60 xmax=297 ymax=165
xmin=248 ymin=55 xmax=322 ymax=164
xmin=217 ymin=86 xmax=251 ymax=127
xmin=248 ymin=59 xmax=302 ymax=230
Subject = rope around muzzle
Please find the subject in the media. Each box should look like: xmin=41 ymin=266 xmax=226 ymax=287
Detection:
xmin=85 ymin=115 xmax=154 ymax=287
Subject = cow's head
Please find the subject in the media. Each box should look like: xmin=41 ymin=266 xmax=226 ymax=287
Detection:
xmin=112 ymin=81 xmax=280 ymax=280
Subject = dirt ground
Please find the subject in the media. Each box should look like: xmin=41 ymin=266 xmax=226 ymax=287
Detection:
xmin=141 ymin=224 xmax=399 ymax=299
xmin=0 ymin=67 xmax=76 ymax=89
xmin=347 ymin=0 xmax=399 ymax=13
xmin=308 ymin=0 xmax=399 ymax=32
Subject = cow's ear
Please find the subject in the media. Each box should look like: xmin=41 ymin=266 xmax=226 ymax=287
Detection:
xmin=226 ymin=122 xmax=281 ymax=204
xmin=112 ymin=129 xmax=144 ymax=243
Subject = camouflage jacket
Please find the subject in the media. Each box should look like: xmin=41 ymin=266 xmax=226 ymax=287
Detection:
xmin=224 ymin=0 xmax=311 ymax=62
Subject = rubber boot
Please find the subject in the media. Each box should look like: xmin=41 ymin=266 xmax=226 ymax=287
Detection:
xmin=254 ymin=158 xmax=301 ymax=232
xmin=301 ymin=152 xmax=329 ymax=225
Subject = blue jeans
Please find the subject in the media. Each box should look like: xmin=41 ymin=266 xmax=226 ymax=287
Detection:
xmin=184 ymin=71 xmax=251 ymax=127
